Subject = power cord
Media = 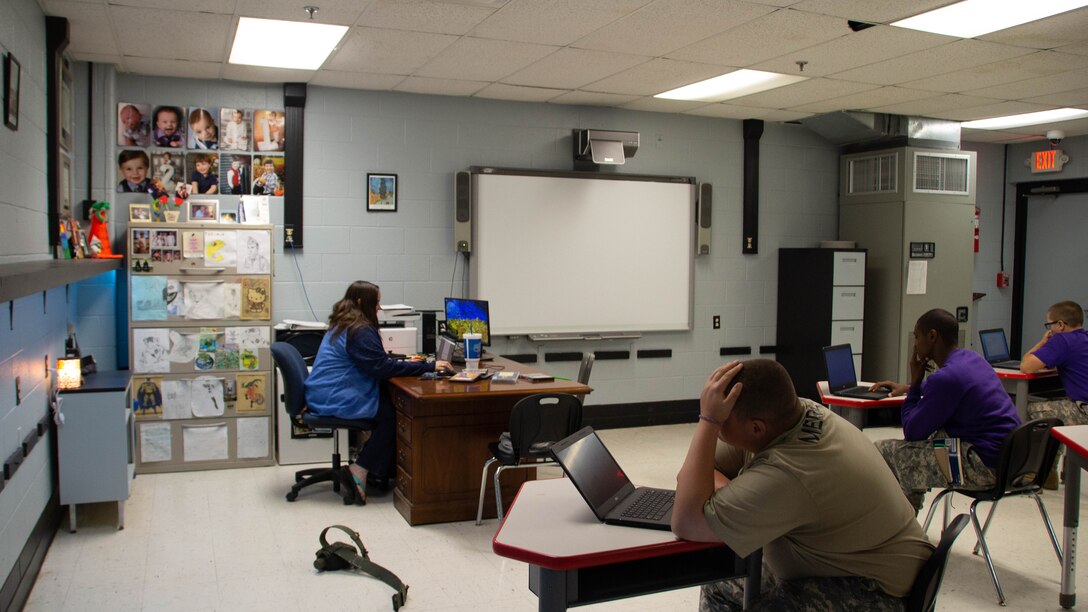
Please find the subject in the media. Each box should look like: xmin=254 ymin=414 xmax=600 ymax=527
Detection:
xmin=287 ymin=236 xmax=319 ymax=321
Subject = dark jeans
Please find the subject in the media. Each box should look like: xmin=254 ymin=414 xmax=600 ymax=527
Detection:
xmin=354 ymin=392 xmax=396 ymax=478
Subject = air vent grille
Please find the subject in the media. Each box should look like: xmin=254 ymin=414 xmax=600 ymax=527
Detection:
xmin=848 ymin=153 xmax=897 ymax=194
xmin=914 ymin=153 xmax=969 ymax=194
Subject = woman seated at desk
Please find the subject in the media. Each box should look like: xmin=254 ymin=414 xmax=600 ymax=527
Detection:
xmin=305 ymin=280 xmax=451 ymax=504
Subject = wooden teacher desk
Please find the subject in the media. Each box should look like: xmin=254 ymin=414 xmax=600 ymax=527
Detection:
xmin=387 ymin=357 xmax=591 ymax=526
xmin=493 ymin=477 xmax=760 ymax=611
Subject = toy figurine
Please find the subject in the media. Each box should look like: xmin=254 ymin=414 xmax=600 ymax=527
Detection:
xmin=87 ymin=201 xmax=124 ymax=258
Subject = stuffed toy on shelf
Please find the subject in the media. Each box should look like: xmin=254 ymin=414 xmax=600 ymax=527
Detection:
xmin=87 ymin=201 xmax=124 ymax=259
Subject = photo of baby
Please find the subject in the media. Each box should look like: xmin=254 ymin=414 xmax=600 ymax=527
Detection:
xmin=219 ymin=108 xmax=251 ymax=151
xmin=152 ymin=150 xmax=184 ymax=193
xmin=117 ymin=150 xmax=152 ymax=193
xmin=152 ymin=105 xmax=185 ymax=148
xmin=188 ymin=153 xmax=219 ymax=195
xmin=253 ymin=109 xmax=285 ymax=152
xmin=117 ymin=102 xmax=151 ymax=147
xmin=252 ymin=156 xmax=284 ymax=196
xmin=188 ymin=107 xmax=219 ymax=150
xmin=219 ymin=153 xmax=251 ymax=195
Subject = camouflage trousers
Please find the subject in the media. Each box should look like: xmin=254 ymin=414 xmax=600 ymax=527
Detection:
xmin=875 ymin=434 xmax=996 ymax=513
xmin=699 ymin=564 xmax=905 ymax=612
xmin=1027 ymin=398 xmax=1088 ymax=426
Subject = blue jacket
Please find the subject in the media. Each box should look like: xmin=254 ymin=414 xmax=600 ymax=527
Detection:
xmin=304 ymin=325 xmax=432 ymax=420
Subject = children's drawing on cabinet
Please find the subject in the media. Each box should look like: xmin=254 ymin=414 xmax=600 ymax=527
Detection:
xmin=133 ymin=376 xmax=163 ymax=417
xmin=161 ymin=379 xmax=191 ymax=419
xmin=241 ymin=277 xmax=270 ymax=320
xmin=235 ymin=373 xmax=266 ymax=412
xmin=191 ymin=375 xmax=224 ymax=417
xmin=183 ymin=281 xmax=225 ymax=319
xmin=204 ymin=230 xmax=237 ymax=267
xmin=168 ymin=330 xmax=198 ymax=363
xmin=166 ymin=279 xmax=185 ymax=317
xmin=133 ymin=328 xmax=170 ymax=373
xmin=223 ymin=283 xmax=242 ymax=319
xmin=132 ymin=276 xmax=167 ymax=321
xmin=236 ymin=230 xmax=270 ymax=274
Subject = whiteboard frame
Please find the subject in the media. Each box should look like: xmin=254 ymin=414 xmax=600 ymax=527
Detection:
xmin=468 ymin=167 xmax=696 ymax=337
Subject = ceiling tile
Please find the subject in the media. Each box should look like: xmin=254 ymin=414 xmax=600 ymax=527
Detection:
xmin=1022 ymin=87 xmax=1088 ymax=108
xmin=867 ymin=93 xmax=1002 ymax=116
xmin=751 ymin=25 xmax=952 ymax=78
xmin=961 ymin=129 xmax=1042 ymax=144
xmin=122 ymin=57 xmax=222 ymax=80
xmin=619 ymin=97 xmax=709 ymax=112
xmin=831 ymin=40 xmax=1035 ymax=86
xmin=324 ymin=27 xmax=458 ymax=75
xmin=221 ymin=63 xmax=314 ymax=83
xmin=728 ymin=77 xmax=877 ymax=108
xmin=966 ymin=71 xmax=1088 ymax=102
xmin=109 ymin=6 xmax=231 ymax=61
xmin=684 ymin=103 xmax=811 ymax=121
xmin=549 ymin=91 xmax=640 ymax=106
xmin=233 ymin=0 xmax=364 ymax=24
xmin=789 ymin=0 xmax=949 ymax=23
xmin=358 ymin=0 xmax=497 ymax=35
xmin=903 ymin=51 xmax=1088 ymax=94
xmin=469 ymin=0 xmax=652 ymax=45
xmin=667 ymin=9 xmax=847 ymax=68
xmin=978 ymin=6 xmax=1088 ymax=51
xmin=582 ymin=58 xmax=728 ymax=96
xmin=107 ymin=0 xmax=236 ymax=15
xmin=474 ymin=83 xmax=566 ymax=102
xmin=71 ymin=52 xmax=122 ymax=65
xmin=502 ymin=48 xmax=650 ymax=89
xmin=572 ymin=0 xmax=774 ymax=56
xmin=927 ymin=100 xmax=1056 ymax=122
xmin=1057 ymin=41 xmax=1088 ymax=57
xmin=41 ymin=0 xmax=118 ymax=56
xmin=394 ymin=76 xmax=489 ymax=96
xmin=308 ymin=70 xmax=407 ymax=90
xmin=789 ymin=86 xmax=938 ymax=113
xmin=414 ymin=37 xmax=558 ymax=81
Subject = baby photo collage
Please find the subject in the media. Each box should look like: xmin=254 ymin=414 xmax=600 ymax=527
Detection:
xmin=116 ymin=103 xmax=286 ymax=199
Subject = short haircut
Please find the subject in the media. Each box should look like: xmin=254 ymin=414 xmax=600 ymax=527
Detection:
xmin=118 ymin=149 xmax=149 ymax=167
xmin=155 ymin=106 xmax=180 ymax=122
xmin=193 ymin=153 xmax=211 ymax=164
xmin=1050 ymin=301 xmax=1084 ymax=328
xmin=917 ymin=308 xmax=959 ymax=345
xmin=724 ymin=359 xmax=801 ymax=429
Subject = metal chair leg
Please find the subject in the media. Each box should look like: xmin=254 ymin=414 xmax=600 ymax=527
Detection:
xmin=494 ymin=465 xmax=508 ymax=522
xmin=1032 ymin=492 xmax=1064 ymax=564
xmin=969 ymin=500 xmax=1006 ymax=605
xmin=476 ymin=458 xmax=498 ymax=526
xmin=922 ymin=489 xmax=954 ymax=535
xmin=973 ymin=500 xmax=1000 ymax=555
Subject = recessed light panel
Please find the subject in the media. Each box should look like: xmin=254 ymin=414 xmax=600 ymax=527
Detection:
xmin=655 ymin=70 xmax=807 ymax=103
xmin=892 ymin=0 xmax=1088 ymax=38
xmin=230 ymin=17 xmax=348 ymax=71
xmin=961 ymin=108 xmax=1088 ymax=130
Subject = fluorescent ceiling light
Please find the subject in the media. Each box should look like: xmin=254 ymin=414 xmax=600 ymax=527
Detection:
xmin=960 ymin=108 xmax=1088 ymax=130
xmin=230 ymin=17 xmax=348 ymax=70
xmin=655 ymin=69 xmax=807 ymax=102
xmin=892 ymin=0 xmax=1088 ymax=38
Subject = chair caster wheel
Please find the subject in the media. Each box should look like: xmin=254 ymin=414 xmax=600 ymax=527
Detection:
xmin=286 ymin=491 xmax=298 ymax=502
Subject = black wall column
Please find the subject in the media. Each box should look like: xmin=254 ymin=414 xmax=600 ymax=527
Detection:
xmin=283 ymin=83 xmax=306 ymax=249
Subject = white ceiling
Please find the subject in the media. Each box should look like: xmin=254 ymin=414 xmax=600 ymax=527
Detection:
xmin=40 ymin=0 xmax=1088 ymax=143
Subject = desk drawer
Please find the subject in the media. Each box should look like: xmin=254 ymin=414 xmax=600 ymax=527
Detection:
xmin=830 ymin=321 xmax=863 ymax=353
xmin=396 ymin=443 xmax=412 ymax=477
xmin=831 ymin=287 xmax=864 ymax=320
xmin=395 ymin=414 xmax=412 ymax=446
xmin=833 ymin=251 xmax=865 ymax=286
xmin=395 ymin=465 xmax=412 ymax=502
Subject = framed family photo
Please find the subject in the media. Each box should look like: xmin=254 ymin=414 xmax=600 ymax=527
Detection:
xmin=188 ymin=199 xmax=218 ymax=222
xmin=130 ymin=204 xmax=151 ymax=222
xmin=367 ymin=173 xmax=397 ymax=212
xmin=4 ymin=53 xmax=19 ymax=130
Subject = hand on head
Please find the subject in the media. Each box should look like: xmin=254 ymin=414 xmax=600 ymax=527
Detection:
xmin=699 ymin=361 xmax=743 ymax=424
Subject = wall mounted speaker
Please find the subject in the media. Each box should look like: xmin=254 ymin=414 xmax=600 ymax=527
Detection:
xmin=697 ymin=182 xmax=712 ymax=255
xmin=454 ymin=171 xmax=471 ymax=253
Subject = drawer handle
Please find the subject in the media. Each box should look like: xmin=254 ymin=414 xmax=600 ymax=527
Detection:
xmin=841 ymin=292 xmax=856 ymax=297
xmin=842 ymin=257 xmax=857 ymax=263
xmin=839 ymin=326 xmax=855 ymax=332
xmin=398 ymin=449 xmax=407 ymax=462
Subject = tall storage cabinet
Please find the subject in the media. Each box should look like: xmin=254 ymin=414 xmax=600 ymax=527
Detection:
xmin=777 ymin=248 xmax=866 ymax=401
xmin=128 ymin=222 xmax=275 ymax=473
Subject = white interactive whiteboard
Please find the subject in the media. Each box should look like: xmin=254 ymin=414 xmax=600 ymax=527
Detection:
xmin=470 ymin=169 xmax=696 ymax=337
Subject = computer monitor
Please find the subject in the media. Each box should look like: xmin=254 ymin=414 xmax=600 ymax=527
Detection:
xmin=443 ymin=298 xmax=491 ymax=346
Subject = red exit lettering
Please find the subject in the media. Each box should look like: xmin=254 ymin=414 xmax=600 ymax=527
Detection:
xmin=1035 ymin=150 xmax=1056 ymax=170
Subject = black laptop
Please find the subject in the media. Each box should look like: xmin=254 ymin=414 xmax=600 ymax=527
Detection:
xmin=978 ymin=328 xmax=1021 ymax=369
xmin=822 ymin=344 xmax=890 ymax=400
xmin=549 ymin=426 xmax=675 ymax=531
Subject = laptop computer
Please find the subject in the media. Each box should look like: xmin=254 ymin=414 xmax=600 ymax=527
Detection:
xmin=978 ymin=328 xmax=1021 ymax=369
xmin=435 ymin=335 xmax=495 ymax=364
xmin=549 ymin=426 xmax=675 ymax=531
xmin=822 ymin=344 xmax=890 ymax=400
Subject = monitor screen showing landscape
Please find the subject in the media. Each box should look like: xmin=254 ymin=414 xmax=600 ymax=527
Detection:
xmin=444 ymin=298 xmax=491 ymax=346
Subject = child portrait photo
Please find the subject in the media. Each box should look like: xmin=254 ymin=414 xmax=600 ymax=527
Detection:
xmin=187 ymin=153 xmax=219 ymax=195
xmin=219 ymin=153 xmax=251 ymax=195
xmin=187 ymin=107 xmax=219 ymax=150
xmin=152 ymin=105 xmax=185 ymax=148
xmin=219 ymin=108 xmax=251 ymax=151
xmin=251 ymin=156 xmax=284 ymax=196
xmin=117 ymin=149 xmax=152 ymax=193
xmin=253 ymin=109 xmax=285 ymax=152
xmin=152 ymin=150 xmax=184 ymax=194
xmin=117 ymin=102 xmax=151 ymax=147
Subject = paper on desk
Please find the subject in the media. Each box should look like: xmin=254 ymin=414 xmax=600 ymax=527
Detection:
xmin=380 ymin=304 xmax=413 ymax=312
xmin=140 ymin=422 xmax=172 ymax=463
xmin=906 ymin=260 xmax=928 ymax=295
xmin=236 ymin=417 xmax=269 ymax=459
xmin=183 ymin=423 xmax=228 ymax=462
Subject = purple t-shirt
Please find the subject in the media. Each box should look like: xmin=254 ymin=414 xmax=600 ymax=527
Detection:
xmin=901 ymin=348 xmax=1020 ymax=467
xmin=1033 ymin=328 xmax=1088 ymax=403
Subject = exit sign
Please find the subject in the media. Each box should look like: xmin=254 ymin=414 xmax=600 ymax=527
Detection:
xmin=1028 ymin=149 xmax=1068 ymax=173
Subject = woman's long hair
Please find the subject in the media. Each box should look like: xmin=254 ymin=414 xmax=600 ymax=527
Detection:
xmin=328 ymin=281 xmax=380 ymax=339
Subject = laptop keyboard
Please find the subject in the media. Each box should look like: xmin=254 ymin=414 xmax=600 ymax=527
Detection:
xmin=620 ymin=489 xmax=675 ymax=520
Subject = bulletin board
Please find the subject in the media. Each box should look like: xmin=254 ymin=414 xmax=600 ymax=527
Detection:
xmin=470 ymin=168 xmax=696 ymax=337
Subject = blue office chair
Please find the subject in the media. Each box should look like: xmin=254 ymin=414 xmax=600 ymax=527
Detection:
xmin=271 ymin=341 xmax=376 ymax=505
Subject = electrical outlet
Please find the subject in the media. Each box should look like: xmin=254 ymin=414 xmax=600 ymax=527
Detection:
xmin=284 ymin=225 xmax=295 ymax=245
xmin=713 ymin=315 xmax=720 ymax=329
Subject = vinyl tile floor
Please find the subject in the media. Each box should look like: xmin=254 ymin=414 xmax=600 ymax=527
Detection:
xmin=25 ymin=424 xmax=1088 ymax=611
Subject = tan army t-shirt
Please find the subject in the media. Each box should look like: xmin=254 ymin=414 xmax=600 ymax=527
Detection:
xmin=703 ymin=399 xmax=933 ymax=597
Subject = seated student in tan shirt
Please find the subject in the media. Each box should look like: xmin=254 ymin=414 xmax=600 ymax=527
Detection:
xmin=672 ymin=360 xmax=933 ymax=611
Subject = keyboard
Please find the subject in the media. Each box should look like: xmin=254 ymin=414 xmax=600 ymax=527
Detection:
xmin=991 ymin=360 xmax=1021 ymax=369
xmin=620 ymin=489 xmax=675 ymax=521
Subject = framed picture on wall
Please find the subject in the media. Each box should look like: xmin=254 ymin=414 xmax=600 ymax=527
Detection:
xmin=4 ymin=53 xmax=19 ymax=130
xmin=367 ymin=173 xmax=397 ymax=212
xmin=60 ymin=154 xmax=72 ymax=216
xmin=130 ymin=204 xmax=151 ymax=222
xmin=188 ymin=199 xmax=218 ymax=222
xmin=58 ymin=57 xmax=74 ymax=152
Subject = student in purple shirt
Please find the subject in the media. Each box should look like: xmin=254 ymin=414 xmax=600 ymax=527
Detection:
xmin=871 ymin=309 xmax=1021 ymax=513
xmin=1025 ymin=300 xmax=1088 ymax=424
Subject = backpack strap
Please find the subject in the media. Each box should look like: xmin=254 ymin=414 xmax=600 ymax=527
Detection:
xmin=320 ymin=525 xmax=410 ymax=610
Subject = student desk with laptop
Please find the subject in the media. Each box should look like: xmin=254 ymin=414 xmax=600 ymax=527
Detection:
xmin=980 ymin=328 xmax=1060 ymax=420
xmin=818 ymin=344 xmax=901 ymax=428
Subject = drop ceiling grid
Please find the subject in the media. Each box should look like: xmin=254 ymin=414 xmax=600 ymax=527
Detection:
xmin=110 ymin=6 xmax=231 ymax=61
xmin=902 ymin=50 xmax=1088 ymax=94
xmin=465 ymin=0 xmax=653 ymax=46
xmin=394 ymin=76 xmax=490 ymax=97
xmin=581 ymin=58 xmax=732 ymax=96
xmin=727 ymin=77 xmax=878 ymax=109
xmin=473 ymin=82 xmax=567 ymax=102
xmin=324 ymin=27 xmax=460 ymax=75
xmin=788 ymin=0 xmax=950 ymax=23
xmin=830 ymin=39 xmax=1038 ymax=87
xmin=501 ymin=48 xmax=651 ymax=90
xmin=357 ymin=0 xmax=496 ymax=35
xmin=789 ymin=85 xmax=939 ymax=114
xmin=750 ymin=24 xmax=953 ymax=77
xmin=308 ymin=71 xmax=407 ymax=91
xmin=413 ymin=37 xmax=558 ymax=81
xmin=866 ymin=93 xmax=1005 ymax=117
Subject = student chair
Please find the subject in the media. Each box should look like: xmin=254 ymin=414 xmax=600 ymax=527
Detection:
xmin=475 ymin=393 xmax=583 ymax=525
xmin=921 ymin=418 xmax=1064 ymax=605
xmin=270 ymin=342 xmax=376 ymax=505
xmin=905 ymin=513 xmax=970 ymax=612
xmin=576 ymin=352 xmax=595 ymax=403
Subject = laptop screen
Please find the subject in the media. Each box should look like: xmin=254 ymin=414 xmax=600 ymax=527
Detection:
xmin=979 ymin=329 xmax=1010 ymax=362
xmin=823 ymin=344 xmax=858 ymax=391
xmin=550 ymin=427 xmax=636 ymax=518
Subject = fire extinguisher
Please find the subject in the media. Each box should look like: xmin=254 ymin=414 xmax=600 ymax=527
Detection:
xmin=973 ymin=206 xmax=980 ymax=253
